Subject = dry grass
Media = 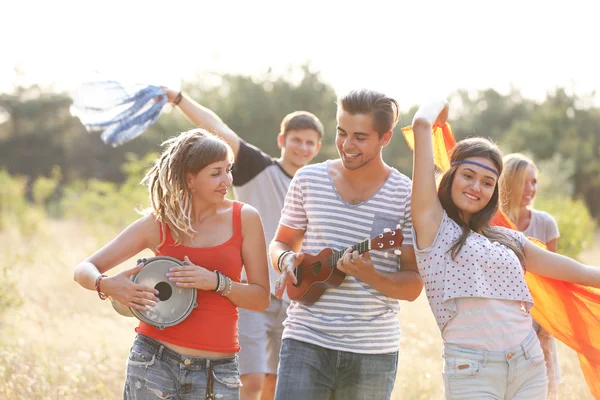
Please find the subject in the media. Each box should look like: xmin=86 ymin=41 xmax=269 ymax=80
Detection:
xmin=0 ymin=221 xmax=597 ymax=399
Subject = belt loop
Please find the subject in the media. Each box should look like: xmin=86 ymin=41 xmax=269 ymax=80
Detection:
xmin=157 ymin=344 xmax=164 ymax=360
xmin=482 ymin=350 xmax=488 ymax=367
xmin=522 ymin=342 xmax=530 ymax=359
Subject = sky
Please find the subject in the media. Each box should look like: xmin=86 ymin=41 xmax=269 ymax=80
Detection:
xmin=2 ymin=0 xmax=599 ymax=110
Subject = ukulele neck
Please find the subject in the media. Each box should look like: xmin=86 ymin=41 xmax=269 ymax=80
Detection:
xmin=328 ymin=239 xmax=371 ymax=267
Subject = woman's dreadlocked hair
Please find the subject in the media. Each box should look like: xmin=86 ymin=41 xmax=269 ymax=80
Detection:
xmin=141 ymin=128 xmax=233 ymax=246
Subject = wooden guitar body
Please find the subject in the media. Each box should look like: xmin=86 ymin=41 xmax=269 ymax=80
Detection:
xmin=286 ymin=248 xmax=346 ymax=305
xmin=284 ymin=228 xmax=403 ymax=306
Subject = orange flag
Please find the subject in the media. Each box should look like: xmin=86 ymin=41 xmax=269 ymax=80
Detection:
xmin=403 ymin=123 xmax=600 ymax=399
xmin=402 ymin=123 xmax=456 ymax=172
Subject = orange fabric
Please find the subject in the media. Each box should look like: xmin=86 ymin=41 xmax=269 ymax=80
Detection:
xmin=401 ymin=123 xmax=456 ymax=172
xmin=136 ymin=201 xmax=244 ymax=353
xmin=403 ymin=124 xmax=600 ymax=399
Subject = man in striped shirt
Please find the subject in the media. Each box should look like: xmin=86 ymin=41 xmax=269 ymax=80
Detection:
xmin=270 ymin=89 xmax=423 ymax=400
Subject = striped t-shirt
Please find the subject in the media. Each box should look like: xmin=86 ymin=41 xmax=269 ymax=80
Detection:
xmin=279 ymin=160 xmax=413 ymax=354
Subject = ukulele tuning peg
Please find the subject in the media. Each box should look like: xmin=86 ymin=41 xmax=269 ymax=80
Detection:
xmin=383 ymin=228 xmax=391 ymax=233
xmin=396 ymin=224 xmax=401 ymax=229
xmin=394 ymin=249 xmax=402 ymax=256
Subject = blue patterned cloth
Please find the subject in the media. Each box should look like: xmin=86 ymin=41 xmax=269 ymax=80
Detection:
xmin=71 ymin=80 xmax=167 ymax=147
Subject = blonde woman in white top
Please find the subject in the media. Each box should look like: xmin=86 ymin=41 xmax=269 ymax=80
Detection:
xmin=500 ymin=153 xmax=561 ymax=399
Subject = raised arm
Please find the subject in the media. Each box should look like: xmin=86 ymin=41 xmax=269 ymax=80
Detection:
xmin=411 ymin=99 xmax=449 ymax=249
xmin=524 ymin=240 xmax=600 ymax=287
xmin=164 ymin=88 xmax=241 ymax=157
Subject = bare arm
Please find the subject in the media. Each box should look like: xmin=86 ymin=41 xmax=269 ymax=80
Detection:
xmin=524 ymin=240 xmax=600 ymax=287
xmin=73 ymin=214 xmax=161 ymax=309
xmin=269 ymin=224 xmax=306 ymax=299
xmin=164 ymin=88 xmax=241 ymax=157
xmin=337 ymin=246 xmax=423 ymax=301
xmin=225 ymin=205 xmax=270 ymax=311
xmin=411 ymin=100 xmax=448 ymax=249
xmin=546 ymin=237 xmax=557 ymax=253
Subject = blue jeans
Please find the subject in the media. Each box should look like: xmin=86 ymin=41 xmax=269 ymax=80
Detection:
xmin=442 ymin=330 xmax=548 ymax=399
xmin=124 ymin=334 xmax=241 ymax=400
xmin=275 ymin=338 xmax=398 ymax=400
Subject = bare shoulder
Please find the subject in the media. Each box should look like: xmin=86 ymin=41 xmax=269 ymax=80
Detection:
xmin=240 ymin=203 xmax=261 ymax=222
xmin=136 ymin=213 xmax=162 ymax=248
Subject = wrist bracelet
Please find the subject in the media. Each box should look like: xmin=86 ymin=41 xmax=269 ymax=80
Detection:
xmin=213 ymin=271 xmax=222 ymax=292
xmin=277 ymin=250 xmax=293 ymax=273
xmin=173 ymin=92 xmax=183 ymax=106
xmin=221 ymin=277 xmax=233 ymax=297
xmin=95 ymin=274 xmax=108 ymax=300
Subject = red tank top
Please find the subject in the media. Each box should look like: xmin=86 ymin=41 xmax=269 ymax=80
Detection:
xmin=136 ymin=201 xmax=244 ymax=352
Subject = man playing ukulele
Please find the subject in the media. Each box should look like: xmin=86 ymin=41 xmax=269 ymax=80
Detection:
xmin=270 ymin=89 xmax=422 ymax=400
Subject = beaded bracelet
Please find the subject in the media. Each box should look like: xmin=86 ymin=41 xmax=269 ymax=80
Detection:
xmin=221 ymin=277 xmax=233 ymax=297
xmin=219 ymin=276 xmax=230 ymax=296
xmin=277 ymin=250 xmax=293 ymax=273
xmin=95 ymin=274 xmax=108 ymax=300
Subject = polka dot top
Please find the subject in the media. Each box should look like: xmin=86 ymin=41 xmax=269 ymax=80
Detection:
xmin=413 ymin=211 xmax=534 ymax=332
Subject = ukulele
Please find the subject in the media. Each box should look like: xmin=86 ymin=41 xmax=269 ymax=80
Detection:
xmin=286 ymin=227 xmax=404 ymax=305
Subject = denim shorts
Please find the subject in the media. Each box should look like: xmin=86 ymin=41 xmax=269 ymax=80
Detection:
xmin=275 ymin=338 xmax=398 ymax=400
xmin=124 ymin=334 xmax=242 ymax=400
xmin=442 ymin=330 xmax=548 ymax=399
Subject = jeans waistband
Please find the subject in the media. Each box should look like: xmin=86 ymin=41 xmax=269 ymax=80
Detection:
xmin=136 ymin=334 xmax=236 ymax=366
xmin=442 ymin=329 xmax=538 ymax=363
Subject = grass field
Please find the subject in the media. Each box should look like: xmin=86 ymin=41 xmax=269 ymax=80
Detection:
xmin=0 ymin=221 xmax=596 ymax=399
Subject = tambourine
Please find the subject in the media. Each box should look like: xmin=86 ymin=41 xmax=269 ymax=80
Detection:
xmin=111 ymin=256 xmax=198 ymax=330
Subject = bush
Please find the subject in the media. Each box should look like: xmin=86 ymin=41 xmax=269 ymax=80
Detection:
xmin=534 ymin=195 xmax=596 ymax=259
xmin=0 ymin=170 xmax=46 ymax=235
xmin=60 ymin=153 xmax=155 ymax=230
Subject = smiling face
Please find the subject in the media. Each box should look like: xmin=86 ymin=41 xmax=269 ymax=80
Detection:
xmin=521 ymin=166 xmax=537 ymax=207
xmin=450 ymin=157 xmax=499 ymax=222
xmin=335 ymin=109 xmax=391 ymax=171
xmin=279 ymin=129 xmax=321 ymax=169
xmin=187 ymin=157 xmax=233 ymax=204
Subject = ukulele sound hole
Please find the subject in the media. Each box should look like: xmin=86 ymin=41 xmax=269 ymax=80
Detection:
xmin=311 ymin=262 xmax=322 ymax=275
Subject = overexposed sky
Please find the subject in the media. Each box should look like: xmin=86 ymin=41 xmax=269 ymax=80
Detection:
xmin=2 ymin=0 xmax=598 ymax=109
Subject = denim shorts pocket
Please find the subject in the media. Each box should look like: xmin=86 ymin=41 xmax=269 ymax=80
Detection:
xmin=127 ymin=344 xmax=156 ymax=367
xmin=212 ymin=360 xmax=242 ymax=389
xmin=445 ymin=357 xmax=481 ymax=378
xmin=529 ymin=344 xmax=546 ymax=366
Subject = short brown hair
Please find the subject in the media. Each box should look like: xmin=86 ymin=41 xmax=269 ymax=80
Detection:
xmin=280 ymin=111 xmax=324 ymax=139
xmin=337 ymin=89 xmax=400 ymax=137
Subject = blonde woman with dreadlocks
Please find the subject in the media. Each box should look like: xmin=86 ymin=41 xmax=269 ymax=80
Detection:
xmin=74 ymin=129 xmax=270 ymax=400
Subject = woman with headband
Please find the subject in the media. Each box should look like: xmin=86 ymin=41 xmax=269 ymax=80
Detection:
xmin=409 ymin=99 xmax=600 ymax=399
